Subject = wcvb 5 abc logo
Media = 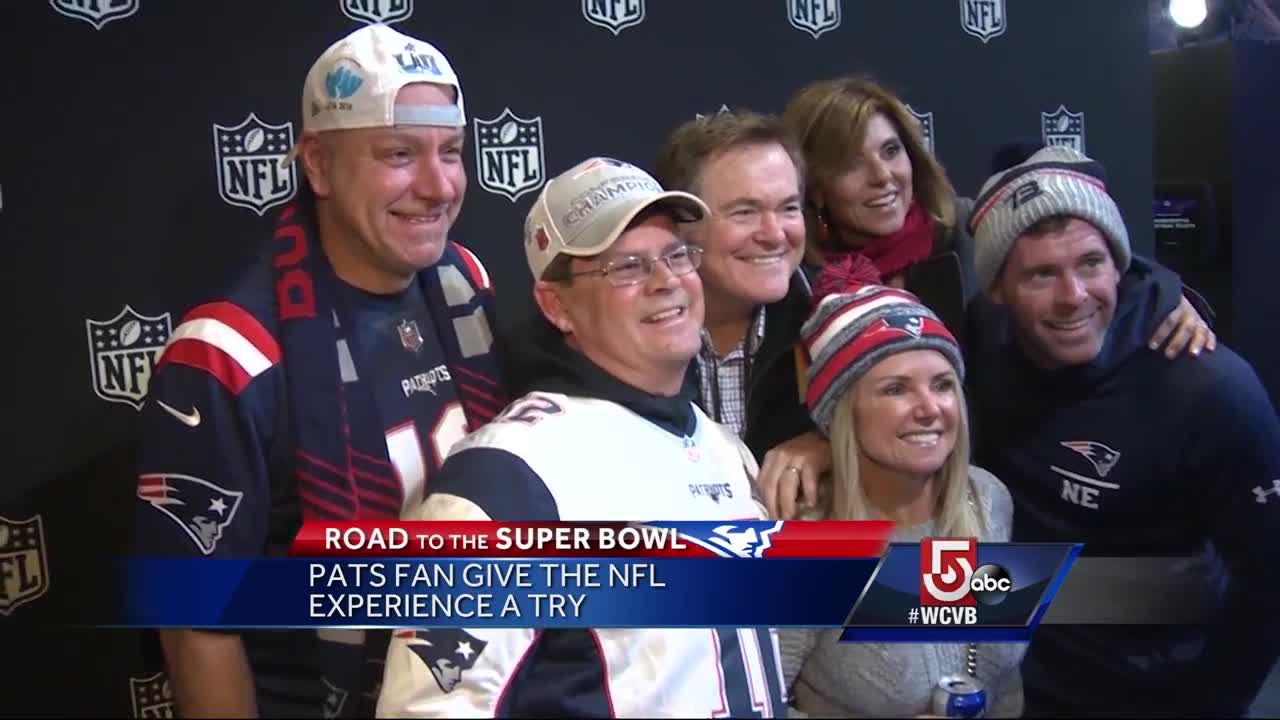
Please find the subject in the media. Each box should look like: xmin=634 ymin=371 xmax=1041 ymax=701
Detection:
xmin=920 ymin=538 xmax=1011 ymax=606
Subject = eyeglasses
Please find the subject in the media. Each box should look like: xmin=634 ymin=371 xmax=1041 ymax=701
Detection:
xmin=568 ymin=245 xmax=704 ymax=287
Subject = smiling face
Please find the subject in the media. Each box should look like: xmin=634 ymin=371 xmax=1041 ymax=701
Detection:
xmin=302 ymin=82 xmax=466 ymax=293
xmin=849 ymin=349 xmax=960 ymax=479
xmin=991 ymin=216 xmax=1120 ymax=370
xmin=535 ymin=212 xmax=705 ymax=396
xmin=685 ymin=141 xmax=806 ymax=321
xmin=821 ymin=112 xmax=914 ymax=243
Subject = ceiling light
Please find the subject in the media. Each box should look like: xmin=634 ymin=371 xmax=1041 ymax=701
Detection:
xmin=1169 ymin=0 xmax=1208 ymax=28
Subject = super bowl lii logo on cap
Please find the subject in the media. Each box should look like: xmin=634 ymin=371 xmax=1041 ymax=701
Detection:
xmin=321 ymin=61 xmax=364 ymax=116
xmin=474 ymin=109 xmax=546 ymax=202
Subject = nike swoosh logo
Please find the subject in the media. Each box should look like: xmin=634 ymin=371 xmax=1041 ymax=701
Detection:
xmin=156 ymin=400 xmax=201 ymax=427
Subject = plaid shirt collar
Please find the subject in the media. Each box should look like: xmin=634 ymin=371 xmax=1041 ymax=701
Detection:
xmin=700 ymin=305 xmax=768 ymax=362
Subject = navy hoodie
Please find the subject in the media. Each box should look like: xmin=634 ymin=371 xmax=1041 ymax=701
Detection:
xmin=967 ymin=259 xmax=1280 ymax=716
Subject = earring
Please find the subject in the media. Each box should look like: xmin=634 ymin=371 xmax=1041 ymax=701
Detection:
xmin=814 ymin=206 xmax=830 ymax=246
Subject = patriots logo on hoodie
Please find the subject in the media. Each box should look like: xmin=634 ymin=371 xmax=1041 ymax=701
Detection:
xmin=137 ymin=473 xmax=244 ymax=555
xmin=1061 ymin=441 xmax=1122 ymax=478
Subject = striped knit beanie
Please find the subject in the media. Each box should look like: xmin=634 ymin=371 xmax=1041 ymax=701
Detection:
xmin=967 ymin=145 xmax=1131 ymax=291
xmin=802 ymin=285 xmax=964 ymax=436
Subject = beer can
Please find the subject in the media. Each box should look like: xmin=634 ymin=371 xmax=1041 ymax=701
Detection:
xmin=931 ymin=675 xmax=987 ymax=718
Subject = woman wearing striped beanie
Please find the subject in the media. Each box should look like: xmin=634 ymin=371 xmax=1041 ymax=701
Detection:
xmin=778 ymin=284 xmax=1026 ymax=718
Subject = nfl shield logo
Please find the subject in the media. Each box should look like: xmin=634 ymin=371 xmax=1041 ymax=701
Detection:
xmin=906 ymin=105 xmax=935 ymax=154
xmin=684 ymin=436 xmax=700 ymax=463
xmin=129 ymin=671 xmax=175 ymax=712
xmin=0 ymin=515 xmax=49 ymax=616
xmin=582 ymin=0 xmax=645 ymax=35
xmin=213 ymin=113 xmax=297 ymax=216
xmin=960 ymin=0 xmax=1007 ymax=43
xmin=1042 ymin=105 xmax=1086 ymax=153
xmin=788 ymin=0 xmax=841 ymax=39
xmin=398 ymin=319 xmax=423 ymax=353
xmin=86 ymin=305 xmax=172 ymax=410
xmin=474 ymin=108 xmax=546 ymax=202
xmin=129 ymin=672 xmax=175 ymax=719
xmin=49 ymin=0 xmax=139 ymax=30
xmin=340 ymin=0 xmax=413 ymax=25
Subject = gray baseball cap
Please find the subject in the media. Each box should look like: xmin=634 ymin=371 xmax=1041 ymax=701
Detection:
xmin=523 ymin=157 xmax=709 ymax=279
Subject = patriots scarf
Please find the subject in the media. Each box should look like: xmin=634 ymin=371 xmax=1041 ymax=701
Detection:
xmin=269 ymin=200 xmax=505 ymax=521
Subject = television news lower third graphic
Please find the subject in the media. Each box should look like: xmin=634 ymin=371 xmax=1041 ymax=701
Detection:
xmin=113 ymin=521 xmax=1107 ymax=639
xmin=841 ymin=537 xmax=1081 ymax=642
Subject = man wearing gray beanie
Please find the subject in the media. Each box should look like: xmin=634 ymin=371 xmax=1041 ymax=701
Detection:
xmin=971 ymin=145 xmax=1132 ymax=295
xmin=964 ymin=146 xmax=1280 ymax=717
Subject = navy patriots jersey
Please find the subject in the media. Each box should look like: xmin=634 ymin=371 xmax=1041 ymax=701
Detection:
xmin=968 ymin=261 xmax=1280 ymax=716
xmin=135 ymin=242 xmax=495 ymax=718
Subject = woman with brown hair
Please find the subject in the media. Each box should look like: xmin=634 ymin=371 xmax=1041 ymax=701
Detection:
xmin=785 ymin=78 xmax=961 ymax=286
xmin=781 ymin=76 xmax=1214 ymax=354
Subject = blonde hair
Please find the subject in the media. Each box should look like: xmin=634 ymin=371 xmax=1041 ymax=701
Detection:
xmin=823 ymin=381 xmax=986 ymax=538
xmin=781 ymin=76 xmax=957 ymax=264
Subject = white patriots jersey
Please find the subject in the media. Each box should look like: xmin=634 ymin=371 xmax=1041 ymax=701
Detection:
xmin=377 ymin=391 xmax=787 ymax=718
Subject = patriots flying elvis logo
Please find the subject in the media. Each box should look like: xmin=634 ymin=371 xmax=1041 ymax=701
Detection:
xmin=1061 ymin=441 xmax=1121 ymax=478
xmin=398 ymin=628 xmax=489 ymax=693
xmin=137 ymin=473 xmax=244 ymax=555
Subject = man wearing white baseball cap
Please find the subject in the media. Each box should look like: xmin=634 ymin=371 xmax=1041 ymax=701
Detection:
xmin=377 ymin=158 xmax=788 ymax=717
xmin=139 ymin=24 xmax=505 ymax=717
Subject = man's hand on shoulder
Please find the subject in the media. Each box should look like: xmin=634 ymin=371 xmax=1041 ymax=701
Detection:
xmin=1149 ymin=295 xmax=1216 ymax=359
xmin=757 ymin=431 xmax=831 ymax=520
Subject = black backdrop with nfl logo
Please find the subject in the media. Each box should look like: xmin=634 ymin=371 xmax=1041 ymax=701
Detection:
xmin=1 ymin=1 xmax=1154 ymax=716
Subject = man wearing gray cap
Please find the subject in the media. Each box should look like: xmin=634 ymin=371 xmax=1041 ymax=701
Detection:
xmin=965 ymin=146 xmax=1280 ymax=716
xmin=377 ymin=157 xmax=787 ymax=717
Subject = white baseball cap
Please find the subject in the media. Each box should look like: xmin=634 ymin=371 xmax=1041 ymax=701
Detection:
xmin=282 ymin=24 xmax=465 ymax=166
xmin=524 ymin=158 xmax=710 ymax=279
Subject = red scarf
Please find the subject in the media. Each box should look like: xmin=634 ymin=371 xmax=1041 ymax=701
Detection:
xmin=830 ymin=202 xmax=935 ymax=281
